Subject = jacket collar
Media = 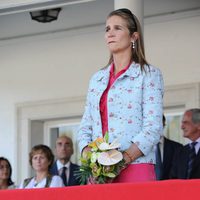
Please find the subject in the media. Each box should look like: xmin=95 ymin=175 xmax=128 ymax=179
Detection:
xmin=96 ymin=62 xmax=141 ymax=82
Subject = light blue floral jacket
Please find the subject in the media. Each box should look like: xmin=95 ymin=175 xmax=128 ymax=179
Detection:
xmin=78 ymin=63 xmax=164 ymax=164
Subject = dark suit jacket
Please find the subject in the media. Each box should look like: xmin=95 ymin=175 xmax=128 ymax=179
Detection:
xmin=157 ymin=137 xmax=183 ymax=180
xmin=50 ymin=161 xmax=80 ymax=186
xmin=170 ymin=144 xmax=200 ymax=179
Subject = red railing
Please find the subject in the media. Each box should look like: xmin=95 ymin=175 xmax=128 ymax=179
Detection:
xmin=0 ymin=180 xmax=199 ymax=200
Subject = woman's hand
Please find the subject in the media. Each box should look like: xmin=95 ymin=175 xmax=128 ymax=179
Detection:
xmin=123 ymin=143 xmax=144 ymax=165
xmin=123 ymin=151 xmax=132 ymax=165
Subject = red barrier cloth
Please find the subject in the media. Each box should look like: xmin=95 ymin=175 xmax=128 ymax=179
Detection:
xmin=0 ymin=180 xmax=200 ymax=200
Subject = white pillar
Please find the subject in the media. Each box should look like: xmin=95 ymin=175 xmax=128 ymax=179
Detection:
xmin=114 ymin=0 xmax=144 ymax=31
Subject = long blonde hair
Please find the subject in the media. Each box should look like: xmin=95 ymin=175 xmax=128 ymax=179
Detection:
xmin=106 ymin=8 xmax=149 ymax=71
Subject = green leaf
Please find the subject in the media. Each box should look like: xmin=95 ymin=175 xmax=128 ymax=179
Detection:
xmin=104 ymin=172 xmax=116 ymax=178
xmin=74 ymin=165 xmax=92 ymax=185
xmin=97 ymin=176 xmax=106 ymax=184
xmin=104 ymin=132 xmax=109 ymax=143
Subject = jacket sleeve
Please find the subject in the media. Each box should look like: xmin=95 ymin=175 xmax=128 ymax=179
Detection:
xmin=132 ymin=67 xmax=164 ymax=155
xmin=78 ymin=79 xmax=94 ymax=153
xmin=169 ymin=147 xmax=181 ymax=179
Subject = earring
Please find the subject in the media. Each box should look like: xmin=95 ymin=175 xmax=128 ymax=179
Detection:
xmin=132 ymin=41 xmax=135 ymax=49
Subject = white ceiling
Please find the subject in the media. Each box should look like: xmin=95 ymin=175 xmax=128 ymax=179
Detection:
xmin=0 ymin=0 xmax=200 ymax=40
xmin=144 ymin=0 xmax=200 ymax=16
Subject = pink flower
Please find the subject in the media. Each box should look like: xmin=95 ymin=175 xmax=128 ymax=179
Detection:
xmin=128 ymin=119 xmax=133 ymax=124
xmin=109 ymin=112 xmax=114 ymax=117
xmin=149 ymin=110 xmax=154 ymax=114
xmin=109 ymin=98 xmax=113 ymax=102
xmin=127 ymin=104 xmax=132 ymax=109
xmin=149 ymin=96 xmax=154 ymax=101
xmin=150 ymin=82 xmax=155 ymax=87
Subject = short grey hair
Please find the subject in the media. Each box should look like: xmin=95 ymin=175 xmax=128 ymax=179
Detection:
xmin=186 ymin=108 xmax=200 ymax=124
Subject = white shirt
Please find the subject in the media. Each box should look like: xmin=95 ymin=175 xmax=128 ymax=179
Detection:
xmin=158 ymin=136 xmax=164 ymax=162
xmin=189 ymin=137 xmax=200 ymax=154
xmin=56 ymin=160 xmax=70 ymax=184
xmin=19 ymin=175 xmax=64 ymax=189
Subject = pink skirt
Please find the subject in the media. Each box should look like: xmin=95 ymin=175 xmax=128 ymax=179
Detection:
xmin=113 ymin=164 xmax=156 ymax=183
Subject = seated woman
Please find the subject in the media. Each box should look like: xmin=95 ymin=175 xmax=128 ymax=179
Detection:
xmin=0 ymin=157 xmax=15 ymax=189
xmin=19 ymin=144 xmax=64 ymax=188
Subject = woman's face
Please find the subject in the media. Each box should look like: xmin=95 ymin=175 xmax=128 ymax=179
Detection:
xmin=0 ymin=160 xmax=10 ymax=180
xmin=31 ymin=152 xmax=50 ymax=172
xmin=105 ymin=15 xmax=133 ymax=54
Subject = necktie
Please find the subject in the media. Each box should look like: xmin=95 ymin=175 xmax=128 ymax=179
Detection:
xmin=155 ymin=143 xmax=163 ymax=180
xmin=187 ymin=142 xmax=197 ymax=179
xmin=61 ymin=167 xmax=67 ymax=186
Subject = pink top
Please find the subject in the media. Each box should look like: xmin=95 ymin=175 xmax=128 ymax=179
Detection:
xmin=113 ymin=163 xmax=156 ymax=183
xmin=100 ymin=62 xmax=131 ymax=136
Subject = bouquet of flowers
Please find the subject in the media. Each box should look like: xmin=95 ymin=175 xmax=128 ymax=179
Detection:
xmin=77 ymin=133 xmax=125 ymax=184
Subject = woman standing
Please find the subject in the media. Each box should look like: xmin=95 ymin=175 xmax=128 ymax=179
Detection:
xmin=78 ymin=8 xmax=164 ymax=183
xmin=19 ymin=144 xmax=64 ymax=188
xmin=0 ymin=157 xmax=15 ymax=189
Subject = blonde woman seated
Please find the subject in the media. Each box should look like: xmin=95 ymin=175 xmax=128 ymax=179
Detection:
xmin=0 ymin=157 xmax=16 ymax=189
xmin=19 ymin=144 xmax=64 ymax=189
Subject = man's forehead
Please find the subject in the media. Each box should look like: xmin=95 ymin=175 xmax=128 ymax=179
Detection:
xmin=182 ymin=111 xmax=192 ymax=121
xmin=56 ymin=137 xmax=71 ymax=144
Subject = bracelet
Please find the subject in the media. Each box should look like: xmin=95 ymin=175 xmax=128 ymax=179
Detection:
xmin=123 ymin=150 xmax=134 ymax=162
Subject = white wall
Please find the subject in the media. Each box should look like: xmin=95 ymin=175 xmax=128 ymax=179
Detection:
xmin=0 ymin=26 xmax=108 ymax=180
xmin=0 ymin=14 xmax=199 ymax=183
xmin=145 ymin=16 xmax=200 ymax=86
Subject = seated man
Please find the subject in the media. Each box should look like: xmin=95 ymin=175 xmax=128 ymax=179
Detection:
xmin=50 ymin=135 xmax=80 ymax=186
xmin=170 ymin=108 xmax=200 ymax=179
xmin=155 ymin=115 xmax=183 ymax=180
